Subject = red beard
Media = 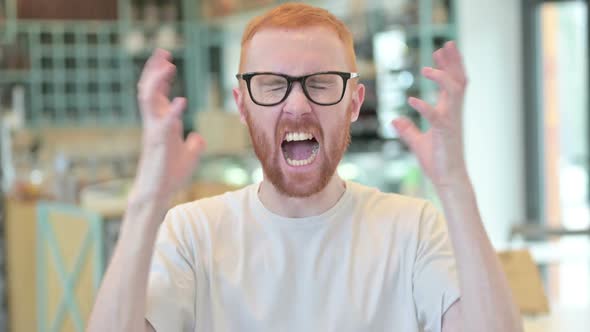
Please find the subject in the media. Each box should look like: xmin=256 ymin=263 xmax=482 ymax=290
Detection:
xmin=244 ymin=107 xmax=351 ymax=198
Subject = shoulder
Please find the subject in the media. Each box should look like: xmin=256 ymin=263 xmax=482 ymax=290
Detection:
xmin=345 ymin=181 xmax=443 ymax=244
xmin=155 ymin=184 xmax=256 ymax=256
xmin=167 ymin=183 xmax=255 ymax=225
xmin=345 ymin=182 xmax=446 ymax=266
xmin=346 ymin=181 xmax=433 ymax=220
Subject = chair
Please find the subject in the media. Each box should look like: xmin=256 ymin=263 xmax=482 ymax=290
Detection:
xmin=36 ymin=202 xmax=104 ymax=332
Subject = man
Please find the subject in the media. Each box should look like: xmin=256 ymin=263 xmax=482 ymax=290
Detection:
xmin=88 ymin=3 xmax=522 ymax=332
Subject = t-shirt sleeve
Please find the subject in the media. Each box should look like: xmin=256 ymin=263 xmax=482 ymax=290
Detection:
xmin=412 ymin=202 xmax=461 ymax=332
xmin=146 ymin=208 xmax=196 ymax=332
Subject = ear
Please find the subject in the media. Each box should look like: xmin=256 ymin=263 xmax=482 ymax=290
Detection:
xmin=233 ymin=86 xmax=247 ymax=125
xmin=349 ymin=83 xmax=365 ymax=122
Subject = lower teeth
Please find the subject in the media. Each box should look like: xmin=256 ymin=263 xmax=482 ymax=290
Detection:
xmin=286 ymin=150 xmax=318 ymax=167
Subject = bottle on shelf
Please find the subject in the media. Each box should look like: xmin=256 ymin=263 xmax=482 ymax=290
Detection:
xmin=155 ymin=2 xmax=181 ymax=50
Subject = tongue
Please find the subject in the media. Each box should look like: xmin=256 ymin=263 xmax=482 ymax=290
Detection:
xmin=283 ymin=141 xmax=314 ymax=160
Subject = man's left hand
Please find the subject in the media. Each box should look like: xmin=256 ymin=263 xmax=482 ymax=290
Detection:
xmin=392 ymin=41 xmax=469 ymax=189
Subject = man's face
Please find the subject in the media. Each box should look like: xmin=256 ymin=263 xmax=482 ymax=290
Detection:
xmin=234 ymin=26 xmax=365 ymax=198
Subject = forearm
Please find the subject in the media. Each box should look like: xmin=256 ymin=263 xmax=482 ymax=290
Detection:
xmin=436 ymin=175 xmax=522 ymax=332
xmin=87 ymin=198 xmax=167 ymax=332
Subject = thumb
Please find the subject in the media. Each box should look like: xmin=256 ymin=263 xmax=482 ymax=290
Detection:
xmin=392 ymin=117 xmax=422 ymax=153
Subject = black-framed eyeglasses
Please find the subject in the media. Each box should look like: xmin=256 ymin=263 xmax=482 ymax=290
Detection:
xmin=235 ymin=71 xmax=360 ymax=106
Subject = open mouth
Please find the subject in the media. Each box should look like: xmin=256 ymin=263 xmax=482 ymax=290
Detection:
xmin=281 ymin=131 xmax=320 ymax=167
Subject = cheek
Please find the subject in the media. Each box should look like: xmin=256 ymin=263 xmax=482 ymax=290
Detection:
xmin=319 ymin=107 xmax=351 ymax=138
xmin=246 ymin=106 xmax=279 ymax=138
xmin=319 ymin=118 xmax=341 ymax=146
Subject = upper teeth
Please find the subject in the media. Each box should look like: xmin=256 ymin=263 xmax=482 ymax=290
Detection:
xmin=284 ymin=132 xmax=313 ymax=142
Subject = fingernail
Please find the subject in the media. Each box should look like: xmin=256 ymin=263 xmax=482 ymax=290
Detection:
xmin=155 ymin=48 xmax=171 ymax=59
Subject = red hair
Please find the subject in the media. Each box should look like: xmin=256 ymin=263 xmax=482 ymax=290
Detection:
xmin=239 ymin=3 xmax=357 ymax=72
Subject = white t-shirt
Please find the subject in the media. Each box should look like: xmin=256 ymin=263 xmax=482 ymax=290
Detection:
xmin=146 ymin=181 xmax=460 ymax=332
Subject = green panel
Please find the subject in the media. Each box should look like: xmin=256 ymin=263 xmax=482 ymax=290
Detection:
xmin=0 ymin=0 xmax=17 ymax=44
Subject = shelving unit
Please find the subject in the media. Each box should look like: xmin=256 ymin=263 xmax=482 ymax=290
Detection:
xmin=0 ymin=0 xmax=456 ymax=130
xmin=1 ymin=21 xmax=132 ymax=126
xmin=0 ymin=0 xmax=198 ymax=127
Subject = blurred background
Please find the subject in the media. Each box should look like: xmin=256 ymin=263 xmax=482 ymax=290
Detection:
xmin=0 ymin=0 xmax=587 ymax=331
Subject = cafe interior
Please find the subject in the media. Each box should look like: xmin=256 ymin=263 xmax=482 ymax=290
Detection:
xmin=0 ymin=0 xmax=589 ymax=331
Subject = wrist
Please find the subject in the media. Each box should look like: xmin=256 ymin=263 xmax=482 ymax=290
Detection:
xmin=128 ymin=169 xmax=173 ymax=206
xmin=125 ymin=181 xmax=170 ymax=223
xmin=120 ymin=196 xmax=169 ymax=251
xmin=434 ymin=172 xmax=481 ymax=229
xmin=126 ymin=190 xmax=170 ymax=222
xmin=127 ymin=190 xmax=170 ymax=210
xmin=433 ymin=168 xmax=472 ymax=195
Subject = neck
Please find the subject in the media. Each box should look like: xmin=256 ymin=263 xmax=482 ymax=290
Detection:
xmin=258 ymin=174 xmax=346 ymax=218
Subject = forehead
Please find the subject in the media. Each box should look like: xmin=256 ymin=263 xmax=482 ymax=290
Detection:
xmin=242 ymin=26 xmax=350 ymax=74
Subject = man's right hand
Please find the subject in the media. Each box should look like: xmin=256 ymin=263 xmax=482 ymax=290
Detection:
xmin=89 ymin=48 xmax=205 ymax=332
xmin=131 ymin=49 xmax=206 ymax=209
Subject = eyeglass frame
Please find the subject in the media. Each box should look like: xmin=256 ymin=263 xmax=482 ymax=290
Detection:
xmin=235 ymin=71 xmax=360 ymax=107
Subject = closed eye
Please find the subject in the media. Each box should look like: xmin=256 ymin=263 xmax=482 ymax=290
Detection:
xmin=308 ymin=85 xmax=329 ymax=90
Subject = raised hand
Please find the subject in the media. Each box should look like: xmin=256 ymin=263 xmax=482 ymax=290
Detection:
xmin=392 ymin=41 xmax=468 ymax=188
xmin=131 ymin=49 xmax=206 ymax=205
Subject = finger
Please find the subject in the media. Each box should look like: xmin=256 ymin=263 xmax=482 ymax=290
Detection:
xmin=184 ymin=132 xmax=207 ymax=167
xmin=154 ymin=50 xmax=175 ymax=96
xmin=433 ymin=48 xmax=448 ymax=70
xmin=408 ymin=96 xmax=438 ymax=124
xmin=154 ymin=48 xmax=172 ymax=61
xmin=157 ymin=67 xmax=175 ymax=98
xmin=145 ymin=49 xmax=172 ymax=72
xmin=392 ymin=117 xmax=423 ymax=153
xmin=422 ymin=67 xmax=460 ymax=96
xmin=150 ymin=62 xmax=176 ymax=94
xmin=138 ymin=49 xmax=172 ymax=85
xmin=169 ymin=97 xmax=187 ymax=117
xmin=443 ymin=41 xmax=468 ymax=86
xmin=137 ymin=62 xmax=176 ymax=109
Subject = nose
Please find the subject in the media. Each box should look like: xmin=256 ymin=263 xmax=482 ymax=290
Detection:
xmin=283 ymin=82 xmax=312 ymax=117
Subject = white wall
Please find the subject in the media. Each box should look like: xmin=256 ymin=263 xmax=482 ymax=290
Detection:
xmin=457 ymin=0 xmax=525 ymax=246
